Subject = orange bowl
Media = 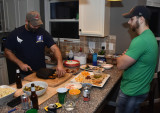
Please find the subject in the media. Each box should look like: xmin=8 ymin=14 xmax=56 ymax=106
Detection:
xmin=69 ymin=89 xmax=81 ymax=100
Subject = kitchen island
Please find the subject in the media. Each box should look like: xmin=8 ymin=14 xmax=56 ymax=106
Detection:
xmin=0 ymin=66 xmax=122 ymax=113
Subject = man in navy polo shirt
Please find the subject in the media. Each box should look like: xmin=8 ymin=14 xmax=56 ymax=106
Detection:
xmin=5 ymin=11 xmax=65 ymax=77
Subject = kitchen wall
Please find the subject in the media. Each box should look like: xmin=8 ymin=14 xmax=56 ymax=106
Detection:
xmin=110 ymin=0 xmax=146 ymax=54
xmin=58 ymin=35 xmax=116 ymax=58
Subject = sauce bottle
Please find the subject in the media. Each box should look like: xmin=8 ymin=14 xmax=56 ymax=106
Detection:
xmin=15 ymin=69 xmax=22 ymax=89
xmin=30 ymin=83 xmax=39 ymax=110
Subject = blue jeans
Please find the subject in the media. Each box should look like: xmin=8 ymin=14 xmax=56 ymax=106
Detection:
xmin=115 ymin=90 xmax=148 ymax=113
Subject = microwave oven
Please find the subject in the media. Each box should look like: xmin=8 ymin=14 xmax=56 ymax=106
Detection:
xmin=49 ymin=0 xmax=79 ymax=39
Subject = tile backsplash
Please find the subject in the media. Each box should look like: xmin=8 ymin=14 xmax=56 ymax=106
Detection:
xmin=56 ymin=35 xmax=116 ymax=59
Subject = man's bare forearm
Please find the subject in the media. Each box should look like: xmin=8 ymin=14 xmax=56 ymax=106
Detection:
xmin=50 ymin=45 xmax=63 ymax=65
xmin=4 ymin=48 xmax=24 ymax=67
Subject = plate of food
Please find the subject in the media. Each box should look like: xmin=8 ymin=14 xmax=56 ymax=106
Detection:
xmin=65 ymin=82 xmax=82 ymax=90
xmin=80 ymin=64 xmax=105 ymax=72
xmin=71 ymin=71 xmax=110 ymax=87
xmin=101 ymin=64 xmax=113 ymax=69
xmin=65 ymin=67 xmax=80 ymax=75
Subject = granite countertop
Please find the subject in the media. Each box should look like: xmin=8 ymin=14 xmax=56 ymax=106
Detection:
xmin=0 ymin=66 xmax=123 ymax=113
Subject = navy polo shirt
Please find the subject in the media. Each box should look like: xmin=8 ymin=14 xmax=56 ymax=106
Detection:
xmin=5 ymin=25 xmax=55 ymax=72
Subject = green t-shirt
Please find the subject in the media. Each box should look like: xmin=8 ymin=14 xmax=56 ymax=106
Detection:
xmin=120 ymin=29 xmax=158 ymax=96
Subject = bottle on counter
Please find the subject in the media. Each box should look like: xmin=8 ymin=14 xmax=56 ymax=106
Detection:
xmin=92 ymin=53 xmax=97 ymax=66
xmin=97 ymin=46 xmax=106 ymax=65
xmin=98 ymin=46 xmax=105 ymax=55
xmin=68 ymin=49 xmax=74 ymax=60
xmin=65 ymin=51 xmax=69 ymax=60
xmin=30 ymin=83 xmax=39 ymax=110
xmin=15 ymin=69 xmax=22 ymax=89
xmin=79 ymin=47 xmax=82 ymax=53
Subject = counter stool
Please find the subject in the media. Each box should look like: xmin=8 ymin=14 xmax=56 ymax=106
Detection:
xmin=141 ymin=76 xmax=157 ymax=113
xmin=157 ymin=71 xmax=160 ymax=91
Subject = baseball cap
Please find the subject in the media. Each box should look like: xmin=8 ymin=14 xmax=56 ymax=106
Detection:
xmin=26 ymin=11 xmax=43 ymax=26
xmin=123 ymin=5 xmax=150 ymax=20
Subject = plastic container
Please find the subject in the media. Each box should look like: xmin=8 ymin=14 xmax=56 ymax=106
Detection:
xmin=0 ymin=85 xmax=16 ymax=105
xmin=74 ymin=52 xmax=86 ymax=65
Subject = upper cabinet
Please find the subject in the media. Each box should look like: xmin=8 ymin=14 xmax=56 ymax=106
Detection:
xmin=44 ymin=0 xmax=110 ymax=38
xmin=146 ymin=0 xmax=160 ymax=7
xmin=3 ymin=0 xmax=40 ymax=32
xmin=79 ymin=0 xmax=110 ymax=37
xmin=44 ymin=0 xmax=79 ymax=39
xmin=3 ymin=0 xmax=16 ymax=32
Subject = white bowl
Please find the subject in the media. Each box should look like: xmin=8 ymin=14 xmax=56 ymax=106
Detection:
xmin=23 ymin=81 xmax=48 ymax=97
xmin=0 ymin=85 xmax=16 ymax=105
xmin=101 ymin=64 xmax=113 ymax=69
xmin=65 ymin=82 xmax=82 ymax=90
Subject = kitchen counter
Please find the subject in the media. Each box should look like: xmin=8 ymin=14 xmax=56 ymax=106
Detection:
xmin=0 ymin=65 xmax=123 ymax=113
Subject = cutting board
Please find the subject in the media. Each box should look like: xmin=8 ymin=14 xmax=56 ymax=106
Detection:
xmin=10 ymin=78 xmax=74 ymax=105
xmin=24 ymin=72 xmax=73 ymax=87
xmin=11 ymin=81 xmax=58 ymax=105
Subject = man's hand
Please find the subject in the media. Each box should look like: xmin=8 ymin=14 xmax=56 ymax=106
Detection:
xmin=56 ymin=65 xmax=66 ymax=77
xmin=19 ymin=63 xmax=32 ymax=72
xmin=5 ymin=48 xmax=32 ymax=72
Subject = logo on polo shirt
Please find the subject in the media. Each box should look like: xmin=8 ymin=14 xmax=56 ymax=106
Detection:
xmin=17 ymin=36 xmax=23 ymax=43
xmin=36 ymin=35 xmax=43 ymax=43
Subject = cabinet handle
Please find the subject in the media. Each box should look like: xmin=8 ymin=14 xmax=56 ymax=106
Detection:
xmin=79 ymin=29 xmax=81 ymax=32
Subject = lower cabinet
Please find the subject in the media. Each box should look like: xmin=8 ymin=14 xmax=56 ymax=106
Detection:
xmin=0 ymin=57 xmax=9 ymax=85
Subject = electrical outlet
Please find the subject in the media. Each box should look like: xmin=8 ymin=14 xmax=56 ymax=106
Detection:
xmin=101 ymin=42 xmax=106 ymax=50
xmin=88 ymin=42 xmax=95 ymax=49
xmin=109 ymin=43 xmax=113 ymax=50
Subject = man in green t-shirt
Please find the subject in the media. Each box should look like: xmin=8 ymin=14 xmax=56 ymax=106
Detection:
xmin=116 ymin=6 xmax=158 ymax=113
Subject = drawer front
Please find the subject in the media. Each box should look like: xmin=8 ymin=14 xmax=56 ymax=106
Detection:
xmin=0 ymin=58 xmax=3 ymax=66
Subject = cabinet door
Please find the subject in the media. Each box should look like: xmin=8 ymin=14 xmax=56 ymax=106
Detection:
xmin=147 ymin=0 xmax=160 ymax=7
xmin=0 ymin=57 xmax=9 ymax=85
xmin=3 ymin=0 xmax=40 ymax=31
xmin=3 ymin=0 xmax=16 ymax=32
xmin=79 ymin=0 xmax=110 ymax=37
xmin=15 ymin=0 xmax=40 ymax=27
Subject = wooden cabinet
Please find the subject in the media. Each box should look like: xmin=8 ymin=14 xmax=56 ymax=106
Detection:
xmin=3 ymin=0 xmax=40 ymax=32
xmin=44 ymin=0 xmax=110 ymax=37
xmin=79 ymin=0 xmax=110 ymax=37
xmin=146 ymin=0 xmax=160 ymax=7
xmin=0 ymin=57 xmax=9 ymax=85
xmin=15 ymin=0 xmax=40 ymax=28
xmin=3 ymin=0 xmax=16 ymax=32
